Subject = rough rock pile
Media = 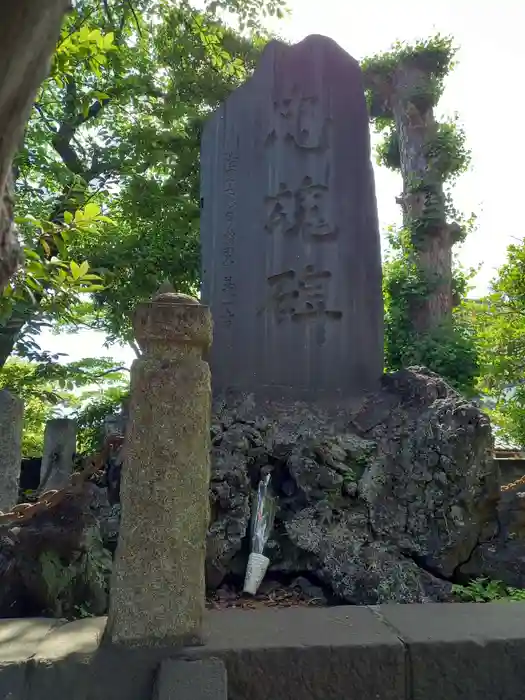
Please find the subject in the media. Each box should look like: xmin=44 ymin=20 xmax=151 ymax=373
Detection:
xmin=207 ymin=367 xmax=500 ymax=603
xmin=2 ymin=366 xmax=508 ymax=617
xmin=0 ymin=485 xmax=111 ymax=618
xmin=461 ymin=478 xmax=525 ymax=588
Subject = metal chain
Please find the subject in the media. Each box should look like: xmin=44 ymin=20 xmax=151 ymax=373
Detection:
xmin=501 ymin=474 xmax=525 ymax=493
xmin=0 ymin=435 xmax=124 ymax=526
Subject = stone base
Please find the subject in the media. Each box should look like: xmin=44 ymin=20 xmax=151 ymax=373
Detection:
xmin=3 ymin=605 xmax=525 ymax=700
xmin=208 ymin=368 xmax=499 ymax=604
xmin=153 ymin=658 xmax=227 ymax=700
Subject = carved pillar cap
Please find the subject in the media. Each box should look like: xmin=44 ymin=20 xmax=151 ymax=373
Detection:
xmin=134 ymin=292 xmax=212 ymax=354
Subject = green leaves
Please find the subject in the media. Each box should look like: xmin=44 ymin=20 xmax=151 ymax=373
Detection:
xmin=3 ymin=0 xmax=285 ymax=370
xmin=365 ymin=35 xmax=478 ymax=394
xmin=362 ymin=34 xmax=456 ymax=85
xmin=467 ymin=240 xmax=525 ymax=445
xmin=382 ymin=226 xmax=480 ymax=394
xmin=0 ymin=0 xmax=288 ymax=456
xmin=453 ymin=578 xmax=525 ymax=603
xmin=0 ymin=356 xmax=128 ymax=456
xmin=424 ymin=119 xmax=471 ymax=183
xmin=0 ymin=204 xmax=109 ymax=329
xmin=53 ymin=25 xmax=115 ymax=83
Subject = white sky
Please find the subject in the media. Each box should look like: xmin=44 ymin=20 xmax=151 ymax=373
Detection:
xmin=38 ymin=0 xmax=525 ymax=368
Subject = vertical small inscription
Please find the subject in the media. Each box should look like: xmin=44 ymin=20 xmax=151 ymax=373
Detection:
xmin=221 ymin=152 xmax=238 ymax=327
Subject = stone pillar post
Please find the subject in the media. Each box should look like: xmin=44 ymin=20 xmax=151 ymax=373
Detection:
xmin=39 ymin=418 xmax=77 ymax=492
xmin=0 ymin=389 xmax=23 ymax=511
xmin=106 ymin=292 xmax=212 ymax=647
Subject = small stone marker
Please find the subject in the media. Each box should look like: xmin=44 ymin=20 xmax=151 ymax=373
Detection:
xmin=0 ymin=389 xmax=23 ymax=511
xmin=106 ymin=291 xmax=212 ymax=647
xmin=201 ymin=34 xmax=383 ymax=401
xmin=153 ymin=658 xmax=227 ymax=700
xmin=38 ymin=418 xmax=77 ymax=492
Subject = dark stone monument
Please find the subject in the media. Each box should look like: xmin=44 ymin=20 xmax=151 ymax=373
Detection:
xmin=200 ymin=35 xmax=383 ymax=401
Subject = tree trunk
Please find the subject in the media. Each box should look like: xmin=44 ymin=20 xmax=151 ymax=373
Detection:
xmin=390 ymin=64 xmax=453 ymax=334
xmin=0 ymin=0 xmax=71 ymax=292
xmin=0 ymin=313 xmax=28 ymax=369
xmin=0 ymin=168 xmax=20 ymax=293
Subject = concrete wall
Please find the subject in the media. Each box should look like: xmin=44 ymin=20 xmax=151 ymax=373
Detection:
xmin=496 ymin=458 xmax=525 ymax=486
xmin=2 ymin=604 xmax=525 ymax=700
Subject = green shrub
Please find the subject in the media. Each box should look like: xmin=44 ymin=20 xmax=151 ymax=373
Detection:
xmin=452 ymin=578 xmax=525 ymax=602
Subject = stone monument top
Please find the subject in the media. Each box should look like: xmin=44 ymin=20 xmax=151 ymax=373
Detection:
xmin=200 ymin=34 xmax=383 ymax=401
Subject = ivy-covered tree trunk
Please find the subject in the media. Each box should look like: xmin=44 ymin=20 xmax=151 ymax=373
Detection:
xmin=366 ymin=58 xmax=461 ymax=334
xmin=0 ymin=0 xmax=70 ymax=291
xmin=362 ymin=39 xmax=478 ymax=391
xmin=388 ymin=63 xmax=454 ymax=333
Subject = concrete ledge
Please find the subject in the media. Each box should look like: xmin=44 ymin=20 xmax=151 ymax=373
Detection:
xmin=186 ymin=606 xmax=405 ymax=700
xmin=0 ymin=618 xmax=65 ymax=700
xmin=1 ymin=604 xmax=525 ymax=700
xmin=153 ymin=658 xmax=227 ymax=700
xmin=24 ymin=617 xmax=107 ymax=700
xmin=377 ymin=602 xmax=525 ymax=700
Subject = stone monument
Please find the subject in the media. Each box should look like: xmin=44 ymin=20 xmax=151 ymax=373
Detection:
xmin=201 ymin=35 xmax=383 ymax=401
xmin=0 ymin=389 xmax=23 ymax=511
xmin=106 ymin=291 xmax=212 ymax=647
xmin=38 ymin=417 xmax=76 ymax=492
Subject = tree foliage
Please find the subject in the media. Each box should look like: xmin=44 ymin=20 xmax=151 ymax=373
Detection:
xmin=382 ymin=227 xmax=479 ymax=394
xmin=1 ymin=0 xmax=284 ymax=366
xmin=469 ymin=242 xmax=525 ymax=445
xmin=0 ymin=356 xmax=127 ymax=456
xmin=0 ymin=0 xmax=286 ymax=453
xmin=74 ymin=385 xmax=129 ymax=454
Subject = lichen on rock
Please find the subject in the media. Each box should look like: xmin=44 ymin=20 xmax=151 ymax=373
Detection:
xmin=206 ymin=367 xmax=499 ymax=603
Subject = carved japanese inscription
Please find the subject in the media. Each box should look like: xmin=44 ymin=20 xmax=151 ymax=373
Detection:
xmin=265 ymin=176 xmax=338 ymax=241
xmin=266 ymin=87 xmax=331 ymax=150
xmin=265 ymin=265 xmax=343 ymax=323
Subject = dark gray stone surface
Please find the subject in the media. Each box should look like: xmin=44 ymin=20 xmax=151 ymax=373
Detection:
xmin=201 ymin=34 xmax=383 ymax=401
xmin=153 ymin=658 xmax=227 ymax=700
xmin=4 ymin=605 xmax=525 ymax=700
xmin=0 ymin=388 xmax=23 ymax=512
xmin=460 ymin=478 xmax=525 ymax=588
xmin=39 ymin=417 xmax=77 ymax=492
xmin=207 ymin=369 xmax=497 ymax=603
xmin=377 ymin=602 xmax=525 ymax=700
xmin=186 ymin=606 xmax=405 ymax=700
xmin=14 ymin=609 xmax=405 ymax=700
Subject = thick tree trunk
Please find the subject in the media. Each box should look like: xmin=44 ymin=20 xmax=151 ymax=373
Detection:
xmin=364 ymin=62 xmax=460 ymax=336
xmin=0 ymin=0 xmax=71 ymax=292
xmin=390 ymin=64 xmax=453 ymax=334
xmin=0 ymin=169 xmax=20 ymax=293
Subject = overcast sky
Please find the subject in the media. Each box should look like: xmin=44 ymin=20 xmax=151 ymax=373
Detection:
xmin=38 ymin=0 xmax=525 ymax=367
